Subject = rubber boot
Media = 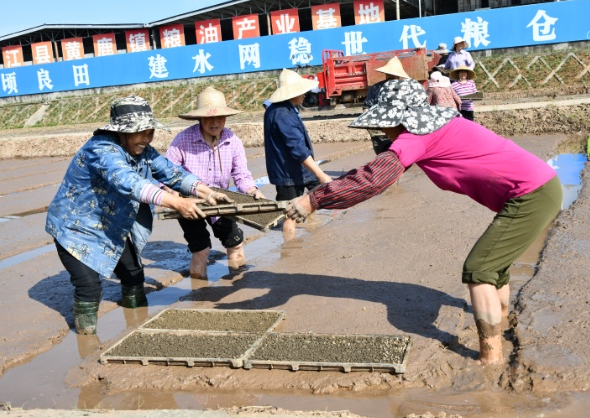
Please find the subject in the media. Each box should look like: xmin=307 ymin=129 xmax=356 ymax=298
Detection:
xmin=190 ymin=248 xmax=210 ymax=279
xmin=73 ymin=299 xmax=99 ymax=335
xmin=121 ymin=284 xmax=148 ymax=308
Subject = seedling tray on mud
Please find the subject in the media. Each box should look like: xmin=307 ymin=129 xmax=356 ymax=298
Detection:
xmin=242 ymin=332 xmax=412 ymax=374
xmin=100 ymin=309 xmax=285 ymax=368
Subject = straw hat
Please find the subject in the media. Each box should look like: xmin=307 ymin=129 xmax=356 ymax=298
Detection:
xmin=178 ymin=86 xmax=241 ymax=120
xmin=268 ymin=69 xmax=318 ymax=103
xmin=349 ymin=79 xmax=459 ymax=134
xmin=376 ymin=57 xmax=410 ymax=79
xmin=449 ymin=66 xmax=476 ymax=81
xmin=434 ymin=43 xmax=449 ymax=54
xmin=428 ymin=71 xmax=451 ymax=88
xmin=99 ymin=95 xmax=169 ymax=133
xmin=452 ymin=36 xmax=470 ymax=49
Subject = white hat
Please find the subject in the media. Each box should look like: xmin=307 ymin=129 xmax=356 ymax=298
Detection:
xmin=376 ymin=57 xmax=410 ymax=79
xmin=452 ymin=36 xmax=470 ymax=49
xmin=268 ymin=69 xmax=318 ymax=103
xmin=428 ymin=71 xmax=451 ymax=88
xmin=178 ymin=86 xmax=241 ymax=120
xmin=434 ymin=43 xmax=449 ymax=54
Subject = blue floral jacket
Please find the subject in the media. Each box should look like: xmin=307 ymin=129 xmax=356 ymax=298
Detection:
xmin=46 ymin=133 xmax=200 ymax=278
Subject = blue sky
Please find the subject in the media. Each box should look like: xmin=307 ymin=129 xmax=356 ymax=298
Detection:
xmin=0 ymin=0 xmax=224 ymax=37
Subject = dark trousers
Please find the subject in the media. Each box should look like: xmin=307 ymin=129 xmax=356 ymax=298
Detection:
xmin=55 ymin=238 xmax=144 ymax=302
xmin=178 ymin=216 xmax=244 ymax=253
xmin=460 ymin=110 xmax=474 ymax=121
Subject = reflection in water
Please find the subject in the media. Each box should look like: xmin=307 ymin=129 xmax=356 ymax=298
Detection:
xmin=547 ymin=153 xmax=586 ymax=210
xmin=76 ymin=334 xmax=101 ymax=359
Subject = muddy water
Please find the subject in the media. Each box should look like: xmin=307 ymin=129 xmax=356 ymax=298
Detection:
xmin=1 ymin=148 xmax=590 ymax=417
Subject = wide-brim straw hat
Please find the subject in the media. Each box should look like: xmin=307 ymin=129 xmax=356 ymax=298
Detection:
xmin=376 ymin=57 xmax=410 ymax=79
xmin=99 ymin=95 xmax=169 ymax=133
xmin=349 ymin=79 xmax=459 ymax=135
xmin=178 ymin=86 xmax=241 ymax=120
xmin=452 ymin=36 xmax=470 ymax=49
xmin=268 ymin=69 xmax=319 ymax=103
xmin=428 ymin=72 xmax=451 ymax=88
xmin=434 ymin=43 xmax=449 ymax=54
xmin=449 ymin=66 xmax=476 ymax=80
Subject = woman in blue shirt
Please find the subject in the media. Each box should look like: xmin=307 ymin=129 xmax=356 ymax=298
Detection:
xmin=46 ymin=96 xmax=232 ymax=335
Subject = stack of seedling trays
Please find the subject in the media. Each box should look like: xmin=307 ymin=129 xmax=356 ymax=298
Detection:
xmin=100 ymin=308 xmax=412 ymax=374
xmin=156 ymin=188 xmax=287 ymax=232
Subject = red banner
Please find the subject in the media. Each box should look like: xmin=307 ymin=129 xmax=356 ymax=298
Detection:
xmin=270 ymin=8 xmax=300 ymax=35
xmin=92 ymin=33 xmax=117 ymax=57
xmin=354 ymin=0 xmax=385 ymax=25
xmin=311 ymin=3 xmax=342 ymax=30
xmin=2 ymin=45 xmax=24 ymax=68
xmin=31 ymin=42 xmax=55 ymax=65
xmin=125 ymin=29 xmax=151 ymax=53
xmin=159 ymin=23 xmax=185 ymax=48
xmin=232 ymin=14 xmax=260 ymax=40
xmin=195 ymin=19 xmax=222 ymax=44
xmin=61 ymin=37 xmax=85 ymax=61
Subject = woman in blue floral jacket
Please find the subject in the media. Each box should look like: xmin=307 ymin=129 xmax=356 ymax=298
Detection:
xmin=46 ymin=96 xmax=232 ymax=335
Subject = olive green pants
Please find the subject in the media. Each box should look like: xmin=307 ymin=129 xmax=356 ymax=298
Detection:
xmin=462 ymin=175 xmax=562 ymax=289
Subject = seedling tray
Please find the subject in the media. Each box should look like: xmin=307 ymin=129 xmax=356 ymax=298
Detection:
xmin=243 ymin=332 xmax=412 ymax=374
xmin=100 ymin=308 xmax=285 ymax=368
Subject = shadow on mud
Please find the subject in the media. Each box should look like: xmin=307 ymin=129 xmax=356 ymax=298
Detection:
xmin=182 ymin=270 xmax=478 ymax=360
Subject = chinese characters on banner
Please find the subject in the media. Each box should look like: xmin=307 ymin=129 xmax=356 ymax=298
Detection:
xmin=159 ymin=23 xmax=185 ymax=48
xmin=270 ymin=8 xmax=300 ymax=35
xmin=126 ymin=29 xmax=151 ymax=53
xmin=32 ymin=42 xmax=55 ymax=64
xmin=354 ymin=0 xmax=385 ymax=25
xmin=232 ymin=14 xmax=260 ymax=39
xmin=311 ymin=3 xmax=342 ymax=30
xmin=92 ymin=33 xmax=117 ymax=57
xmin=61 ymin=37 xmax=85 ymax=61
xmin=195 ymin=19 xmax=222 ymax=44
xmin=2 ymin=45 xmax=24 ymax=68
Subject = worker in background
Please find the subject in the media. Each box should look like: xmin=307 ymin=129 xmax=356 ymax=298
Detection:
xmin=432 ymin=43 xmax=450 ymax=73
xmin=264 ymin=69 xmax=332 ymax=241
xmin=284 ymin=79 xmax=561 ymax=365
xmin=444 ymin=36 xmax=475 ymax=72
xmin=364 ymin=57 xmax=410 ymax=154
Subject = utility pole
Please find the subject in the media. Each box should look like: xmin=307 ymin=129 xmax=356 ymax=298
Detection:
xmin=395 ymin=0 xmax=400 ymax=20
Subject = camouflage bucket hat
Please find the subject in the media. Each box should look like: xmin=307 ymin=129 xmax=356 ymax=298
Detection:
xmin=349 ymin=79 xmax=459 ymax=134
xmin=99 ymin=95 xmax=170 ymax=133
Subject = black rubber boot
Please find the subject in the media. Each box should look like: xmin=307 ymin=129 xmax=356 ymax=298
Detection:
xmin=121 ymin=285 xmax=148 ymax=308
xmin=73 ymin=299 xmax=99 ymax=335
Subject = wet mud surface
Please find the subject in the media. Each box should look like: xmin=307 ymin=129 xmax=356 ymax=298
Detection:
xmin=1 ymin=104 xmax=590 ymax=417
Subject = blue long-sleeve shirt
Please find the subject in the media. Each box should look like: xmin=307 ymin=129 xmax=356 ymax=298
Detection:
xmin=263 ymin=101 xmax=317 ymax=186
xmin=46 ymin=132 xmax=200 ymax=278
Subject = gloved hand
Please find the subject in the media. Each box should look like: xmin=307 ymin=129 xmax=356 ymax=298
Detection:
xmin=206 ymin=192 xmax=234 ymax=206
xmin=285 ymin=198 xmax=311 ymax=223
xmin=250 ymin=188 xmax=265 ymax=200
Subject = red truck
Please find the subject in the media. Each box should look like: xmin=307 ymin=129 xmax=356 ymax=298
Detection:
xmin=303 ymin=47 xmax=440 ymax=107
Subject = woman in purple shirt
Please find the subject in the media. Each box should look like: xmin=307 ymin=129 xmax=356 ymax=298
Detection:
xmin=285 ymin=79 xmax=562 ymax=365
xmin=444 ymin=36 xmax=475 ymax=72
xmin=166 ymin=87 xmax=264 ymax=279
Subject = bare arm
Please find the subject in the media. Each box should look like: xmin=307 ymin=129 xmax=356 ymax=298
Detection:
xmin=301 ymin=155 xmax=332 ymax=184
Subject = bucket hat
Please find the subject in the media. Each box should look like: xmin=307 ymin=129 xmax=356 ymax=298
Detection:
xmin=268 ymin=69 xmax=319 ymax=103
xmin=99 ymin=96 xmax=169 ymax=133
xmin=428 ymin=71 xmax=451 ymax=88
xmin=376 ymin=57 xmax=410 ymax=79
xmin=178 ymin=86 xmax=241 ymax=120
xmin=449 ymin=66 xmax=476 ymax=81
xmin=349 ymin=79 xmax=459 ymax=134
xmin=434 ymin=43 xmax=449 ymax=54
xmin=452 ymin=36 xmax=470 ymax=49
